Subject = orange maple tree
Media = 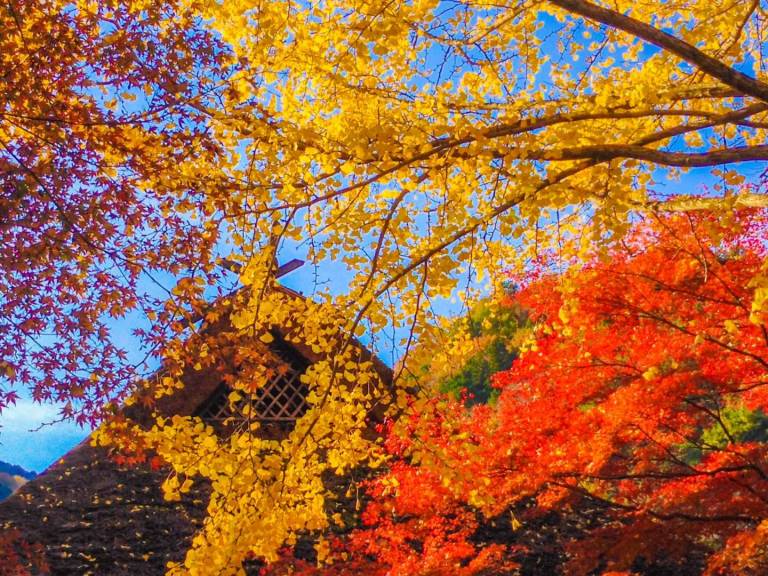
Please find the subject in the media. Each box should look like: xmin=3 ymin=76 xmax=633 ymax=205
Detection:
xmin=295 ymin=209 xmax=768 ymax=576
xmin=0 ymin=529 xmax=48 ymax=576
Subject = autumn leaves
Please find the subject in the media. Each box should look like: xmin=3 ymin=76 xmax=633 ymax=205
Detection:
xmin=3 ymin=0 xmax=768 ymax=574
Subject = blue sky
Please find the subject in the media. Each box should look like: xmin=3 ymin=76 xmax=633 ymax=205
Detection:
xmin=0 ymin=400 xmax=87 ymax=473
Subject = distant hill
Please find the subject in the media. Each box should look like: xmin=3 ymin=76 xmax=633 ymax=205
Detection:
xmin=0 ymin=460 xmax=35 ymax=501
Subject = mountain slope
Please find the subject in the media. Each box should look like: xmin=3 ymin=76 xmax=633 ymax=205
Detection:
xmin=0 ymin=460 xmax=35 ymax=501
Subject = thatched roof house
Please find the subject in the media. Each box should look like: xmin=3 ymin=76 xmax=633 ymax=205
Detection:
xmin=0 ymin=287 xmax=392 ymax=575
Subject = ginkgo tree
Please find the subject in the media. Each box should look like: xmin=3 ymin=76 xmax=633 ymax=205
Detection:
xmin=4 ymin=0 xmax=768 ymax=574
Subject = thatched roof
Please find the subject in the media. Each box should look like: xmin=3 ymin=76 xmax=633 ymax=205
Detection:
xmin=0 ymin=290 xmax=392 ymax=575
xmin=0 ymin=440 xmax=210 ymax=575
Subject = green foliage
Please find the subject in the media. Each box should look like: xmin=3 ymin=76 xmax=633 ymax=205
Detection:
xmin=701 ymin=404 xmax=768 ymax=448
xmin=440 ymin=302 xmax=525 ymax=405
xmin=682 ymin=403 xmax=768 ymax=464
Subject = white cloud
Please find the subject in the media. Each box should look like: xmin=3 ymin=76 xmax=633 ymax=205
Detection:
xmin=0 ymin=400 xmax=90 ymax=473
xmin=2 ymin=399 xmax=65 ymax=428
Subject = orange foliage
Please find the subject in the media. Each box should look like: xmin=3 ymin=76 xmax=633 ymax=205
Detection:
xmin=0 ymin=529 xmax=48 ymax=576
xmin=308 ymin=210 xmax=768 ymax=575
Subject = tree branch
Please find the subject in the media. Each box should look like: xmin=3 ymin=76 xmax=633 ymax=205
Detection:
xmin=548 ymin=0 xmax=768 ymax=103
xmin=502 ymin=143 xmax=768 ymax=167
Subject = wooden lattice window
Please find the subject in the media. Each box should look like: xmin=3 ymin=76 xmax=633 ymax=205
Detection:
xmin=196 ymin=336 xmax=310 ymax=429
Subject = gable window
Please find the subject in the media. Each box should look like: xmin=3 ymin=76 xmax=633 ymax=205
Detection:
xmin=195 ymin=336 xmax=310 ymax=431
